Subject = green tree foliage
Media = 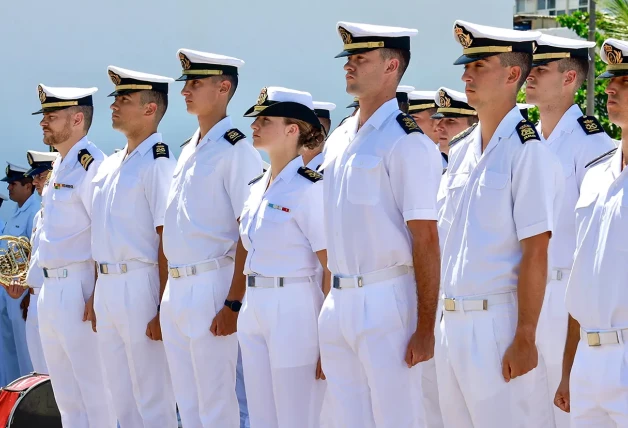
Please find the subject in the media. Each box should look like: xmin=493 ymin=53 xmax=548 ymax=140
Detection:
xmin=518 ymin=10 xmax=622 ymax=139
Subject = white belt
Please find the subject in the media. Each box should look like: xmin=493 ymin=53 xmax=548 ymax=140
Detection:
xmin=168 ymin=256 xmax=233 ymax=279
xmin=247 ymin=275 xmax=312 ymax=288
xmin=550 ymin=268 xmax=571 ymax=281
xmin=580 ymin=328 xmax=628 ymax=347
xmin=442 ymin=292 xmax=515 ymax=312
xmin=43 ymin=262 xmax=93 ymax=279
xmin=332 ymin=265 xmax=411 ymax=289
xmin=97 ymin=260 xmax=155 ymax=275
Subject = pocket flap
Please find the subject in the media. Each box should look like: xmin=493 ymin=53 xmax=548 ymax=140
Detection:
xmin=349 ymin=154 xmax=382 ymax=169
xmin=480 ymin=170 xmax=508 ymax=189
xmin=575 ymin=192 xmax=598 ymax=209
xmin=447 ymin=173 xmax=469 ymax=189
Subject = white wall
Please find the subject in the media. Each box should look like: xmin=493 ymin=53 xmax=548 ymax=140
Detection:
xmin=0 ymin=0 xmax=513 ymax=219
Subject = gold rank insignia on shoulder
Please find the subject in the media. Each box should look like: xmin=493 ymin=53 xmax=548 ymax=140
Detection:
xmin=224 ymin=128 xmax=246 ymax=145
xmin=577 ymin=115 xmax=605 ymax=136
xmin=152 ymin=142 xmax=170 ymax=159
xmin=449 ymin=122 xmax=477 ymax=148
xmin=396 ymin=113 xmax=424 ymax=135
xmin=77 ymin=149 xmax=94 ymax=171
xmin=297 ymin=166 xmax=323 ymax=183
xmin=515 ymin=119 xmax=540 ymax=144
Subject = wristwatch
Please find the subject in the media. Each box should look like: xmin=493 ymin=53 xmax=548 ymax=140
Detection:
xmin=224 ymin=299 xmax=242 ymax=312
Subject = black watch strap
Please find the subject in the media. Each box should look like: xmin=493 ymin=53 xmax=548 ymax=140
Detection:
xmin=224 ymin=299 xmax=242 ymax=312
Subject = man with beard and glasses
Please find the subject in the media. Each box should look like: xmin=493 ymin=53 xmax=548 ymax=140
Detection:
xmin=90 ymin=66 xmax=178 ymax=428
xmin=525 ymin=33 xmax=615 ymax=428
xmin=0 ymin=162 xmax=39 ymax=386
xmin=318 ymin=21 xmax=442 ymax=428
xmin=436 ymin=21 xmax=564 ymax=428
xmin=34 ymin=84 xmax=116 ymax=428
xmin=555 ymin=38 xmax=628 ymax=427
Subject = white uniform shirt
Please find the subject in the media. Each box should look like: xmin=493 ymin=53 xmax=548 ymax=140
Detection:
xmin=440 ymin=107 xmax=564 ymax=297
xmin=1 ymin=192 xmax=40 ymax=244
xmin=320 ymin=98 xmax=442 ymax=276
xmin=25 ymin=209 xmax=43 ymax=289
xmin=38 ymin=137 xmax=105 ymax=269
xmin=306 ymin=152 xmax=324 ymax=171
xmin=537 ymin=105 xmax=616 ymax=270
xmin=163 ymin=117 xmax=263 ymax=265
xmin=240 ymin=157 xmax=325 ymax=277
xmin=92 ymin=133 xmax=176 ymax=264
xmin=566 ymin=148 xmax=628 ymax=329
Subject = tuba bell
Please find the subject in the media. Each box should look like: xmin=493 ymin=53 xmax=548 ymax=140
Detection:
xmin=0 ymin=235 xmax=32 ymax=287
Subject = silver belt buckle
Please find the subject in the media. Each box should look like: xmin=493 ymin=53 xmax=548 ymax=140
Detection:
xmin=248 ymin=276 xmax=256 ymax=287
xmin=556 ymin=270 xmax=563 ymax=281
xmin=332 ymin=276 xmax=341 ymax=289
xmin=169 ymin=268 xmax=181 ymax=279
xmin=187 ymin=265 xmax=197 ymax=276
xmin=99 ymin=264 xmax=109 ymax=275
xmin=43 ymin=268 xmax=49 ymax=279
xmin=357 ymin=276 xmax=363 ymax=288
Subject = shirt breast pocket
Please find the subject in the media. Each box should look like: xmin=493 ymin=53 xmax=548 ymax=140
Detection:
xmin=112 ymin=176 xmax=141 ymax=217
xmin=255 ymin=203 xmax=294 ymax=243
xmin=441 ymin=172 xmax=469 ymax=225
xmin=611 ymin=194 xmax=628 ymax=251
xmin=346 ymin=154 xmax=382 ymax=206
xmin=477 ymin=170 xmax=509 ymax=228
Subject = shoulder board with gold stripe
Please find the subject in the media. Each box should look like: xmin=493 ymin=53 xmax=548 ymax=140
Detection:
xmin=152 ymin=142 xmax=170 ymax=159
xmin=585 ymin=148 xmax=617 ymax=169
xmin=224 ymin=128 xmax=246 ymax=145
xmin=297 ymin=167 xmax=323 ymax=183
xmin=396 ymin=113 xmax=423 ymax=134
xmin=449 ymin=123 xmax=477 ymax=148
xmin=577 ymin=115 xmax=606 ymax=136
xmin=515 ymin=119 xmax=540 ymax=144
xmin=248 ymin=173 xmax=264 ymax=185
xmin=77 ymin=149 xmax=94 ymax=171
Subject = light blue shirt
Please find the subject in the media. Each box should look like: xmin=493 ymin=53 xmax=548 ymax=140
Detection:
xmin=1 ymin=192 xmax=40 ymax=243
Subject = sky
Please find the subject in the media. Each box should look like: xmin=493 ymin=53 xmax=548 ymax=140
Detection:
xmin=0 ymin=0 xmax=512 ymax=220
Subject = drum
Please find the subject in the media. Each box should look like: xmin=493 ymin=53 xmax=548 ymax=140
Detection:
xmin=0 ymin=373 xmax=61 ymax=427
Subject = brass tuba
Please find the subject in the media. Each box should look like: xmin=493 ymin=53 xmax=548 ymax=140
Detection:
xmin=0 ymin=236 xmax=32 ymax=287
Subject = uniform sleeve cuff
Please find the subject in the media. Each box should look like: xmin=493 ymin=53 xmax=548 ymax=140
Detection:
xmin=153 ymin=218 xmax=165 ymax=229
xmin=517 ymin=220 xmax=553 ymax=241
xmin=309 ymin=241 xmax=326 ymax=253
xmin=403 ymin=209 xmax=438 ymax=222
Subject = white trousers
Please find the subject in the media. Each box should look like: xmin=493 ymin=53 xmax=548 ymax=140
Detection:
xmin=238 ymin=277 xmax=325 ymax=428
xmin=435 ymin=292 xmax=555 ymax=428
xmin=318 ymin=273 xmax=424 ymax=428
xmin=38 ymin=263 xmax=116 ymax=428
xmin=26 ymin=290 xmax=47 ymax=374
xmin=538 ymin=278 xmax=570 ymax=428
xmin=571 ymin=339 xmax=628 ymax=427
xmin=420 ymin=306 xmax=444 ymax=428
xmin=161 ymin=262 xmax=239 ymax=428
xmin=94 ymin=264 xmax=177 ymax=428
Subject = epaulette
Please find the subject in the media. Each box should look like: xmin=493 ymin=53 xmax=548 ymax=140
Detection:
xmin=316 ymin=164 xmax=324 ymax=174
xmin=152 ymin=142 xmax=170 ymax=159
xmin=248 ymin=173 xmax=264 ymax=185
xmin=577 ymin=115 xmax=606 ymax=136
xmin=396 ymin=113 xmax=424 ymax=134
xmin=515 ymin=119 xmax=540 ymax=144
xmin=448 ymin=123 xmax=477 ymax=148
xmin=297 ymin=167 xmax=323 ymax=183
xmin=77 ymin=149 xmax=94 ymax=171
xmin=585 ymin=148 xmax=617 ymax=169
xmin=224 ymin=128 xmax=246 ymax=145
xmin=180 ymin=137 xmax=192 ymax=148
